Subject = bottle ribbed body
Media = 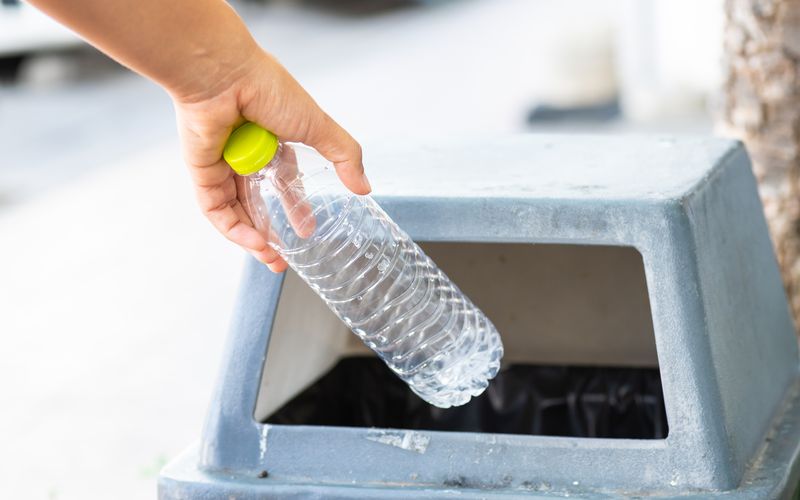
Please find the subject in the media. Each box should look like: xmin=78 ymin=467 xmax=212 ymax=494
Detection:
xmin=241 ymin=143 xmax=503 ymax=407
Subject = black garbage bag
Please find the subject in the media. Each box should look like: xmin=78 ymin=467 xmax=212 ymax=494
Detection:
xmin=265 ymin=356 xmax=667 ymax=439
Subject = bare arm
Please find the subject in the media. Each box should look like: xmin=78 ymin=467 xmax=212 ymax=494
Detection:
xmin=29 ymin=0 xmax=371 ymax=271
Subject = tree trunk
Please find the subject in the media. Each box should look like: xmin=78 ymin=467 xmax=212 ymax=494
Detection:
xmin=718 ymin=0 xmax=800 ymax=329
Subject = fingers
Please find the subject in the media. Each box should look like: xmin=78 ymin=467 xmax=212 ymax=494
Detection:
xmin=176 ymin=100 xmax=287 ymax=273
xmin=248 ymin=248 xmax=288 ymax=273
xmin=208 ymin=201 xmax=287 ymax=271
xmin=238 ymin=60 xmax=371 ymax=196
xmin=194 ymin=170 xmax=287 ymax=271
xmin=271 ymin=145 xmax=317 ymax=238
xmin=202 ymin=194 xmax=268 ymax=252
xmin=305 ymin=112 xmax=372 ymax=196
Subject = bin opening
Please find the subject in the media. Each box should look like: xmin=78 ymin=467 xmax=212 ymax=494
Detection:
xmin=254 ymin=243 xmax=666 ymax=439
xmin=266 ymin=356 xmax=667 ymax=439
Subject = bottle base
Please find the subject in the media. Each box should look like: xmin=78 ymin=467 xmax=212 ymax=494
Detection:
xmin=407 ymin=330 xmax=504 ymax=408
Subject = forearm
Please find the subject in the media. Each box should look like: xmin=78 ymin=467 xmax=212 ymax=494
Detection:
xmin=28 ymin=0 xmax=259 ymax=100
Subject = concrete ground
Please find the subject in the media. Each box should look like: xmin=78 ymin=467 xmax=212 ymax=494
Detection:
xmin=0 ymin=1 xmax=711 ymax=498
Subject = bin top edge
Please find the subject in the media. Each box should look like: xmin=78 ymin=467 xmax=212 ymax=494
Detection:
xmin=364 ymin=134 xmax=743 ymax=202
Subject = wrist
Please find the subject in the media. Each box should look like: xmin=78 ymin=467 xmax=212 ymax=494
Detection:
xmin=165 ymin=15 xmax=263 ymax=104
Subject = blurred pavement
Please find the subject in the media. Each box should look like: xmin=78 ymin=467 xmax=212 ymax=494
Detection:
xmin=0 ymin=145 xmax=240 ymax=499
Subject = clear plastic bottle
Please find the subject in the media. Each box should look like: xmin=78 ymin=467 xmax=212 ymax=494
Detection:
xmin=224 ymin=123 xmax=504 ymax=408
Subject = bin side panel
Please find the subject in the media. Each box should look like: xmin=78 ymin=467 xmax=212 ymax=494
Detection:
xmin=685 ymin=147 xmax=799 ymax=478
xmin=199 ymin=261 xmax=285 ymax=471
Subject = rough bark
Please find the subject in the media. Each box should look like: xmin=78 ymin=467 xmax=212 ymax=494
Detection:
xmin=718 ymin=0 xmax=800 ymax=328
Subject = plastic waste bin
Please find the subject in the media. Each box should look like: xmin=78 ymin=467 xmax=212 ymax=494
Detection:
xmin=159 ymin=135 xmax=800 ymax=498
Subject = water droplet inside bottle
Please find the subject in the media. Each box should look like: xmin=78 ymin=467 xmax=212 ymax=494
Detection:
xmin=353 ymin=233 xmax=363 ymax=248
xmin=377 ymin=258 xmax=390 ymax=273
xmin=356 ymin=295 xmax=363 ymax=301
xmin=365 ymin=251 xmax=374 ymax=259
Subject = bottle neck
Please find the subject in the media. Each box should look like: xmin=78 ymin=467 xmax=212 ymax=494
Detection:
xmin=252 ymin=143 xmax=283 ymax=179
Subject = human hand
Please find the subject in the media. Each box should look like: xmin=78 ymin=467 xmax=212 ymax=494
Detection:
xmin=27 ymin=0 xmax=365 ymax=272
xmin=172 ymin=48 xmax=370 ymax=273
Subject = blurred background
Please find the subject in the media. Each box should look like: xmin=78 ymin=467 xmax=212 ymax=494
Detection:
xmin=1 ymin=0 xmax=729 ymax=498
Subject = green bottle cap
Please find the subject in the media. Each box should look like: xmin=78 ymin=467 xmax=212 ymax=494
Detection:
xmin=223 ymin=122 xmax=279 ymax=175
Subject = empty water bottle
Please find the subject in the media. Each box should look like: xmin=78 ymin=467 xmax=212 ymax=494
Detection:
xmin=223 ymin=122 xmax=504 ymax=407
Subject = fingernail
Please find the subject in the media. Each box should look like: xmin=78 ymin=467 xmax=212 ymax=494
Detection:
xmin=361 ymin=172 xmax=372 ymax=193
xmin=268 ymin=262 xmax=286 ymax=273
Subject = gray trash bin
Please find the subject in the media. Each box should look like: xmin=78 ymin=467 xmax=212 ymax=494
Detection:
xmin=159 ymin=135 xmax=800 ymax=498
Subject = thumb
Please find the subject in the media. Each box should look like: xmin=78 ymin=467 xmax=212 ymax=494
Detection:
xmin=304 ymin=112 xmax=371 ymax=195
